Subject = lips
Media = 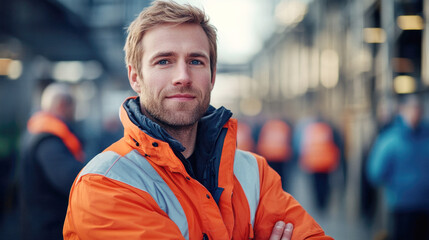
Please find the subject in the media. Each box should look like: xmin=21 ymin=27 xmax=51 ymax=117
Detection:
xmin=166 ymin=93 xmax=196 ymax=101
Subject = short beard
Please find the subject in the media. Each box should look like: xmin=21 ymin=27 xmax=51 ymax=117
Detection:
xmin=142 ymin=98 xmax=209 ymax=133
xmin=144 ymin=106 xmax=197 ymax=130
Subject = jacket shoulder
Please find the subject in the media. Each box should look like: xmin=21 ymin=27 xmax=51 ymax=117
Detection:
xmin=103 ymin=137 xmax=133 ymax=156
xmin=78 ymin=146 xmax=174 ymax=203
xmin=373 ymin=127 xmax=401 ymax=150
xmin=72 ymin=145 xmax=189 ymax=237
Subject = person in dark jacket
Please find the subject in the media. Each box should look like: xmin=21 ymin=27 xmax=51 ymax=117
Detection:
xmin=367 ymin=93 xmax=429 ymax=240
xmin=19 ymin=82 xmax=85 ymax=240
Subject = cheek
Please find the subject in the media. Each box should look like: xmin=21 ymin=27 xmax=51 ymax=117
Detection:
xmin=145 ymin=68 xmax=168 ymax=85
xmin=141 ymin=76 xmax=165 ymax=98
xmin=205 ymin=77 xmax=215 ymax=92
xmin=195 ymin=71 xmax=214 ymax=89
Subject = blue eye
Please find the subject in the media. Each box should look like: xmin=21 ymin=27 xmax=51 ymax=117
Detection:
xmin=158 ymin=60 xmax=169 ymax=65
xmin=190 ymin=60 xmax=202 ymax=65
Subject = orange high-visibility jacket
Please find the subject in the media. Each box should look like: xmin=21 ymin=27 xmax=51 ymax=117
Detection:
xmin=64 ymin=97 xmax=332 ymax=240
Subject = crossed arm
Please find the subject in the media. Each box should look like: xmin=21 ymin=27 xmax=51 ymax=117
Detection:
xmin=253 ymin=152 xmax=332 ymax=239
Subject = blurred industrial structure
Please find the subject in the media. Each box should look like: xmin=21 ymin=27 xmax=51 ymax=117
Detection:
xmin=0 ymin=0 xmax=428 ymax=239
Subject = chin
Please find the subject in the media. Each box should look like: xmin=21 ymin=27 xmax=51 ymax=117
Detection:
xmin=166 ymin=114 xmax=199 ymax=127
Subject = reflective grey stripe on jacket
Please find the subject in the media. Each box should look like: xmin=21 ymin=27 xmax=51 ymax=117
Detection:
xmin=78 ymin=149 xmax=261 ymax=238
xmin=233 ymin=150 xmax=261 ymax=226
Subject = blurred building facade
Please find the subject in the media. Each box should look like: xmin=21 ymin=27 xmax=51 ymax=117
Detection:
xmin=246 ymin=0 xmax=429 ymax=235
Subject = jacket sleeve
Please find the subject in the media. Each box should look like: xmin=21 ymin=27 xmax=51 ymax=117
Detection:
xmin=251 ymin=154 xmax=333 ymax=240
xmin=63 ymin=174 xmax=186 ymax=240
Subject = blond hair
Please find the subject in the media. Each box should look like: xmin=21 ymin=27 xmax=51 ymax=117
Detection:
xmin=124 ymin=0 xmax=217 ymax=77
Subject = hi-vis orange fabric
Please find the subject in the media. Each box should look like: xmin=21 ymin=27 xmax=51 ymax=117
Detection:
xmin=27 ymin=112 xmax=84 ymax=162
xmin=299 ymin=122 xmax=339 ymax=173
xmin=63 ymin=97 xmax=332 ymax=240
xmin=256 ymin=119 xmax=292 ymax=162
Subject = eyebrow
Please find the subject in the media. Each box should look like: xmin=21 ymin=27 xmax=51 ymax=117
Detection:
xmin=150 ymin=51 xmax=176 ymax=61
xmin=188 ymin=52 xmax=209 ymax=60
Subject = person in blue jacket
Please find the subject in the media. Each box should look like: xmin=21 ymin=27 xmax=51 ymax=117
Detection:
xmin=18 ymin=82 xmax=86 ymax=240
xmin=367 ymin=93 xmax=429 ymax=240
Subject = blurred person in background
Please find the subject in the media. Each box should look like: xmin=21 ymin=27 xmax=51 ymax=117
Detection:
xmin=367 ymin=93 xmax=429 ymax=240
xmin=294 ymin=115 xmax=346 ymax=214
xmin=236 ymin=120 xmax=256 ymax=152
xmin=18 ymin=82 xmax=86 ymax=240
xmin=256 ymin=118 xmax=294 ymax=191
xmin=63 ymin=1 xmax=332 ymax=239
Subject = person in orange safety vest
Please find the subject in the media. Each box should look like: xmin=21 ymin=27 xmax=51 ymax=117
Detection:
xmin=19 ymin=82 xmax=85 ymax=240
xmin=299 ymin=122 xmax=339 ymax=174
xmin=256 ymin=118 xmax=293 ymax=190
xmin=63 ymin=1 xmax=333 ymax=239
xmin=295 ymin=117 xmax=345 ymax=213
xmin=236 ymin=120 xmax=256 ymax=152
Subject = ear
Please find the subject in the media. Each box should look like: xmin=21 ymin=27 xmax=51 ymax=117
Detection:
xmin=128 ymin=65 xmax=141 ymax=93
xmin=210 ymin=67 xmax=216 ymax=90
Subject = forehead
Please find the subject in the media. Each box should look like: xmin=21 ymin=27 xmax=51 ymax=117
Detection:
xmin=141 ymin=23 xmax=210 ymax=58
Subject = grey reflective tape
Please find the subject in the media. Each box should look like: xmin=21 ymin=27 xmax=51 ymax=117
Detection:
xmin=79 ymin=150 xmax=189 ymax=240
xmin=233 ymin=150 xmax=260 ymax=226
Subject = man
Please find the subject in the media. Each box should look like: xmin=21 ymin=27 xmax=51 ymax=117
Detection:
xmin=19 ymin=82 xmax=85 ymax=240
xmin=64 ymin=1 xmax=332 ymax=239
xmin=367 ymin=94 xmax=429 ymax=240
xmin=256 ymin=118 xmax=293 ymax=190
xmin=294 ymin=116 xmax=345 ymax=214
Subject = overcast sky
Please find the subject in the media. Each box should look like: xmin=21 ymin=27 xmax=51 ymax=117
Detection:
xmin=173 ymin=0 xmax=276 ymax=64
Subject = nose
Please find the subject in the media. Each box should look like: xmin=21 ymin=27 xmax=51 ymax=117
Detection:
xmin=172 ymin=61 xmax=191 ymax=86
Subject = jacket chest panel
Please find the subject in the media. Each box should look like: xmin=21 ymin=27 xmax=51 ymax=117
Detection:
xmin=159 ymin=171 xmax=252 ymax=239
xmin=161 ymin=170 xmax=231 ymax=239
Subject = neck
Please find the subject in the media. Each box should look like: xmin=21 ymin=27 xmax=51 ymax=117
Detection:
xmin=163 ymin=124 xmax=198 ymax=158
